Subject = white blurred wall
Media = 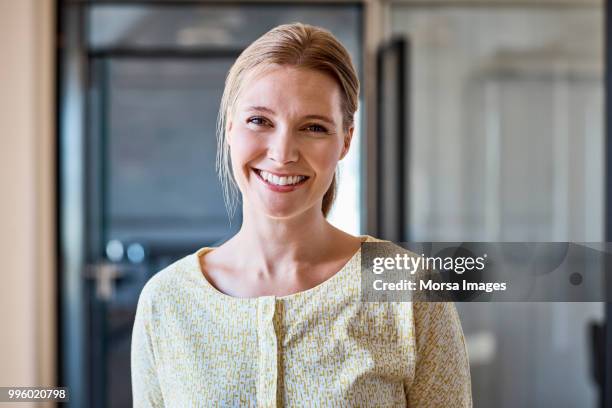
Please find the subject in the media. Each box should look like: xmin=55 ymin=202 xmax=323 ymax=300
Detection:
xmin=0 ymin=0 xmax=55 ymax=405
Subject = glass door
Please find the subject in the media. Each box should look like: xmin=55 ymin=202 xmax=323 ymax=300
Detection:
xmin=86 ymin=54 xmax=239 ymax=408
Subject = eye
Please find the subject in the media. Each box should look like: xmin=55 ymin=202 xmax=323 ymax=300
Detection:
xmin=305 ymin=123 xmax=328 ymax=133
xmin=247 ymin=116 xmax=269 ymax=126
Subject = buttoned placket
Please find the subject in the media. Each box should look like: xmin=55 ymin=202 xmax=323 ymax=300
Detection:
xmin=257 ymin=296 xmax=278 ymax=407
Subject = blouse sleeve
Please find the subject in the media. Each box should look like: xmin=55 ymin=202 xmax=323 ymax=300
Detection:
xmin=406 ymin=301 xmax=473 ymax=407
xmin=131 ymin=284 xmax=165 ymax=407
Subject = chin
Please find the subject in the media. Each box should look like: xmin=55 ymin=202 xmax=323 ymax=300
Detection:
xmin=260 ymin=207 xmax=301 ymax=219
xmin=256 ymin=202 xmax=311 ymax=219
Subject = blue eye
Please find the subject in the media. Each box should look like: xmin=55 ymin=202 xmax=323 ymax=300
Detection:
xmin=247 ymin=117 xmax=267 ymax=126
xmin=306 ymin=124 xmax=328 ymax=133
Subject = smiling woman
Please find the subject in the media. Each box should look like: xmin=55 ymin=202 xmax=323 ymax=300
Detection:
xmin=227 ymin=65 xmax=350 ymax=219
xmin=216 ymin=30 xmax=359 ymax=222
xmin=131 ymin=22 xmax=472 ymax=407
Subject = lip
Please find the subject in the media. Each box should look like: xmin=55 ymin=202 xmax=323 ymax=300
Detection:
xmin=252 ymin=168 xmax=309 ymax=193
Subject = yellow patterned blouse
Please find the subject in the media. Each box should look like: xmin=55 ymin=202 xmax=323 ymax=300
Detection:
xmin=131 ymin=234 xmax=472 ymax=407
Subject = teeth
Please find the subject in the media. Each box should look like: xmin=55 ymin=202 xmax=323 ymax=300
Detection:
xmin=258 ymin=170 xmax=306 ymax=186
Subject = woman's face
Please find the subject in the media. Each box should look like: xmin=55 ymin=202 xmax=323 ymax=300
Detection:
xmin=227 ymin=65 xmax=353 ymax=219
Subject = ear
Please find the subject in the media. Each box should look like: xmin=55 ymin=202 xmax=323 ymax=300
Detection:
xmin=339 ymin=126 xmax=354 ymax=161
xmin=226 ymin=120 xmax=233 ymax=146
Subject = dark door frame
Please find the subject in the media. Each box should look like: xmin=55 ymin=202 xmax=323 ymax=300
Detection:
xmin=376 ymin=37 xmax=408 ymax=242
xmin=604 ymin=0 xmax=612 ymax=405
xmin=57 ymin=2 xmax=88 ymax=407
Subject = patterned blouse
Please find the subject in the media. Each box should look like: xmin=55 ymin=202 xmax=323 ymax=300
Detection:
xmin=131 ymin=234 xmax=472 ymax=407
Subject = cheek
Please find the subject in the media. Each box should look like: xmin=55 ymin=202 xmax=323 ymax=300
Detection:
xmin=308 ymin=141 xmax=342 ymax=174
xmin=229 ymin=132 xmax=263 ymax=166
xmin=228 ymin=140 xmax=254 ymax=189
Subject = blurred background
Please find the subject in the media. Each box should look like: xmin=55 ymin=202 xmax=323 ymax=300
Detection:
xmin=0 ymin=0 xmax=609 ymax=407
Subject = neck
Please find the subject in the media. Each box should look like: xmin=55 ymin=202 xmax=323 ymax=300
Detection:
xmin=229 ymin=203 xmax=342 ymax=277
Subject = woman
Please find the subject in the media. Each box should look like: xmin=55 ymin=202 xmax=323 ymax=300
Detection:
xmin=131 ymin=22 xmax=472 ymax=407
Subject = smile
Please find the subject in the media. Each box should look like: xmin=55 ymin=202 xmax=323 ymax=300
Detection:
xmin=252 ymin=168 xmax=309 ymax=191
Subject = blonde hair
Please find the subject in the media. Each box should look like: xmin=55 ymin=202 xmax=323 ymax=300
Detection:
xmin=216 ymin=22 xmax=359 ymax=220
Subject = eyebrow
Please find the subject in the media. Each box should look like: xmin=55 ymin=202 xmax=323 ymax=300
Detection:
xmin=246 ymin=106 xmax=336 ymax=126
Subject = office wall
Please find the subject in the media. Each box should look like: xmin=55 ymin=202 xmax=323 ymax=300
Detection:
xmin=0 ymin=0 xmax=55 ymax=403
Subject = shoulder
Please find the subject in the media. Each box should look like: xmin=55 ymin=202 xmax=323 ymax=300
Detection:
xmin=362 ymin=234 xmax=422 ymax=258
xmin=136 ymin=253 xmax=197 ymax=309
xmin=362 ymin=234 xmax=387 ymax=243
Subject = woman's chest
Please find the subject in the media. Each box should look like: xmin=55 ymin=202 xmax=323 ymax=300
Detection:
xmin=154 ymin=300 xmax=416 ymax=407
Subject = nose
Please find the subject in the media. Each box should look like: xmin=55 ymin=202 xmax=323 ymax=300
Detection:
xmin=267 ymin=127 xmax=299 ymax=164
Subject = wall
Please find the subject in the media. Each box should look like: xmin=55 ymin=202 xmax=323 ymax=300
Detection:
xmin=0 ymin=0 xmax=56 ymax=406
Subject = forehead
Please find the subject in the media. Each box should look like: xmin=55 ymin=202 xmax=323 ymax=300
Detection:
xmin=235 ymin=65 xmax=343 ymax=117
